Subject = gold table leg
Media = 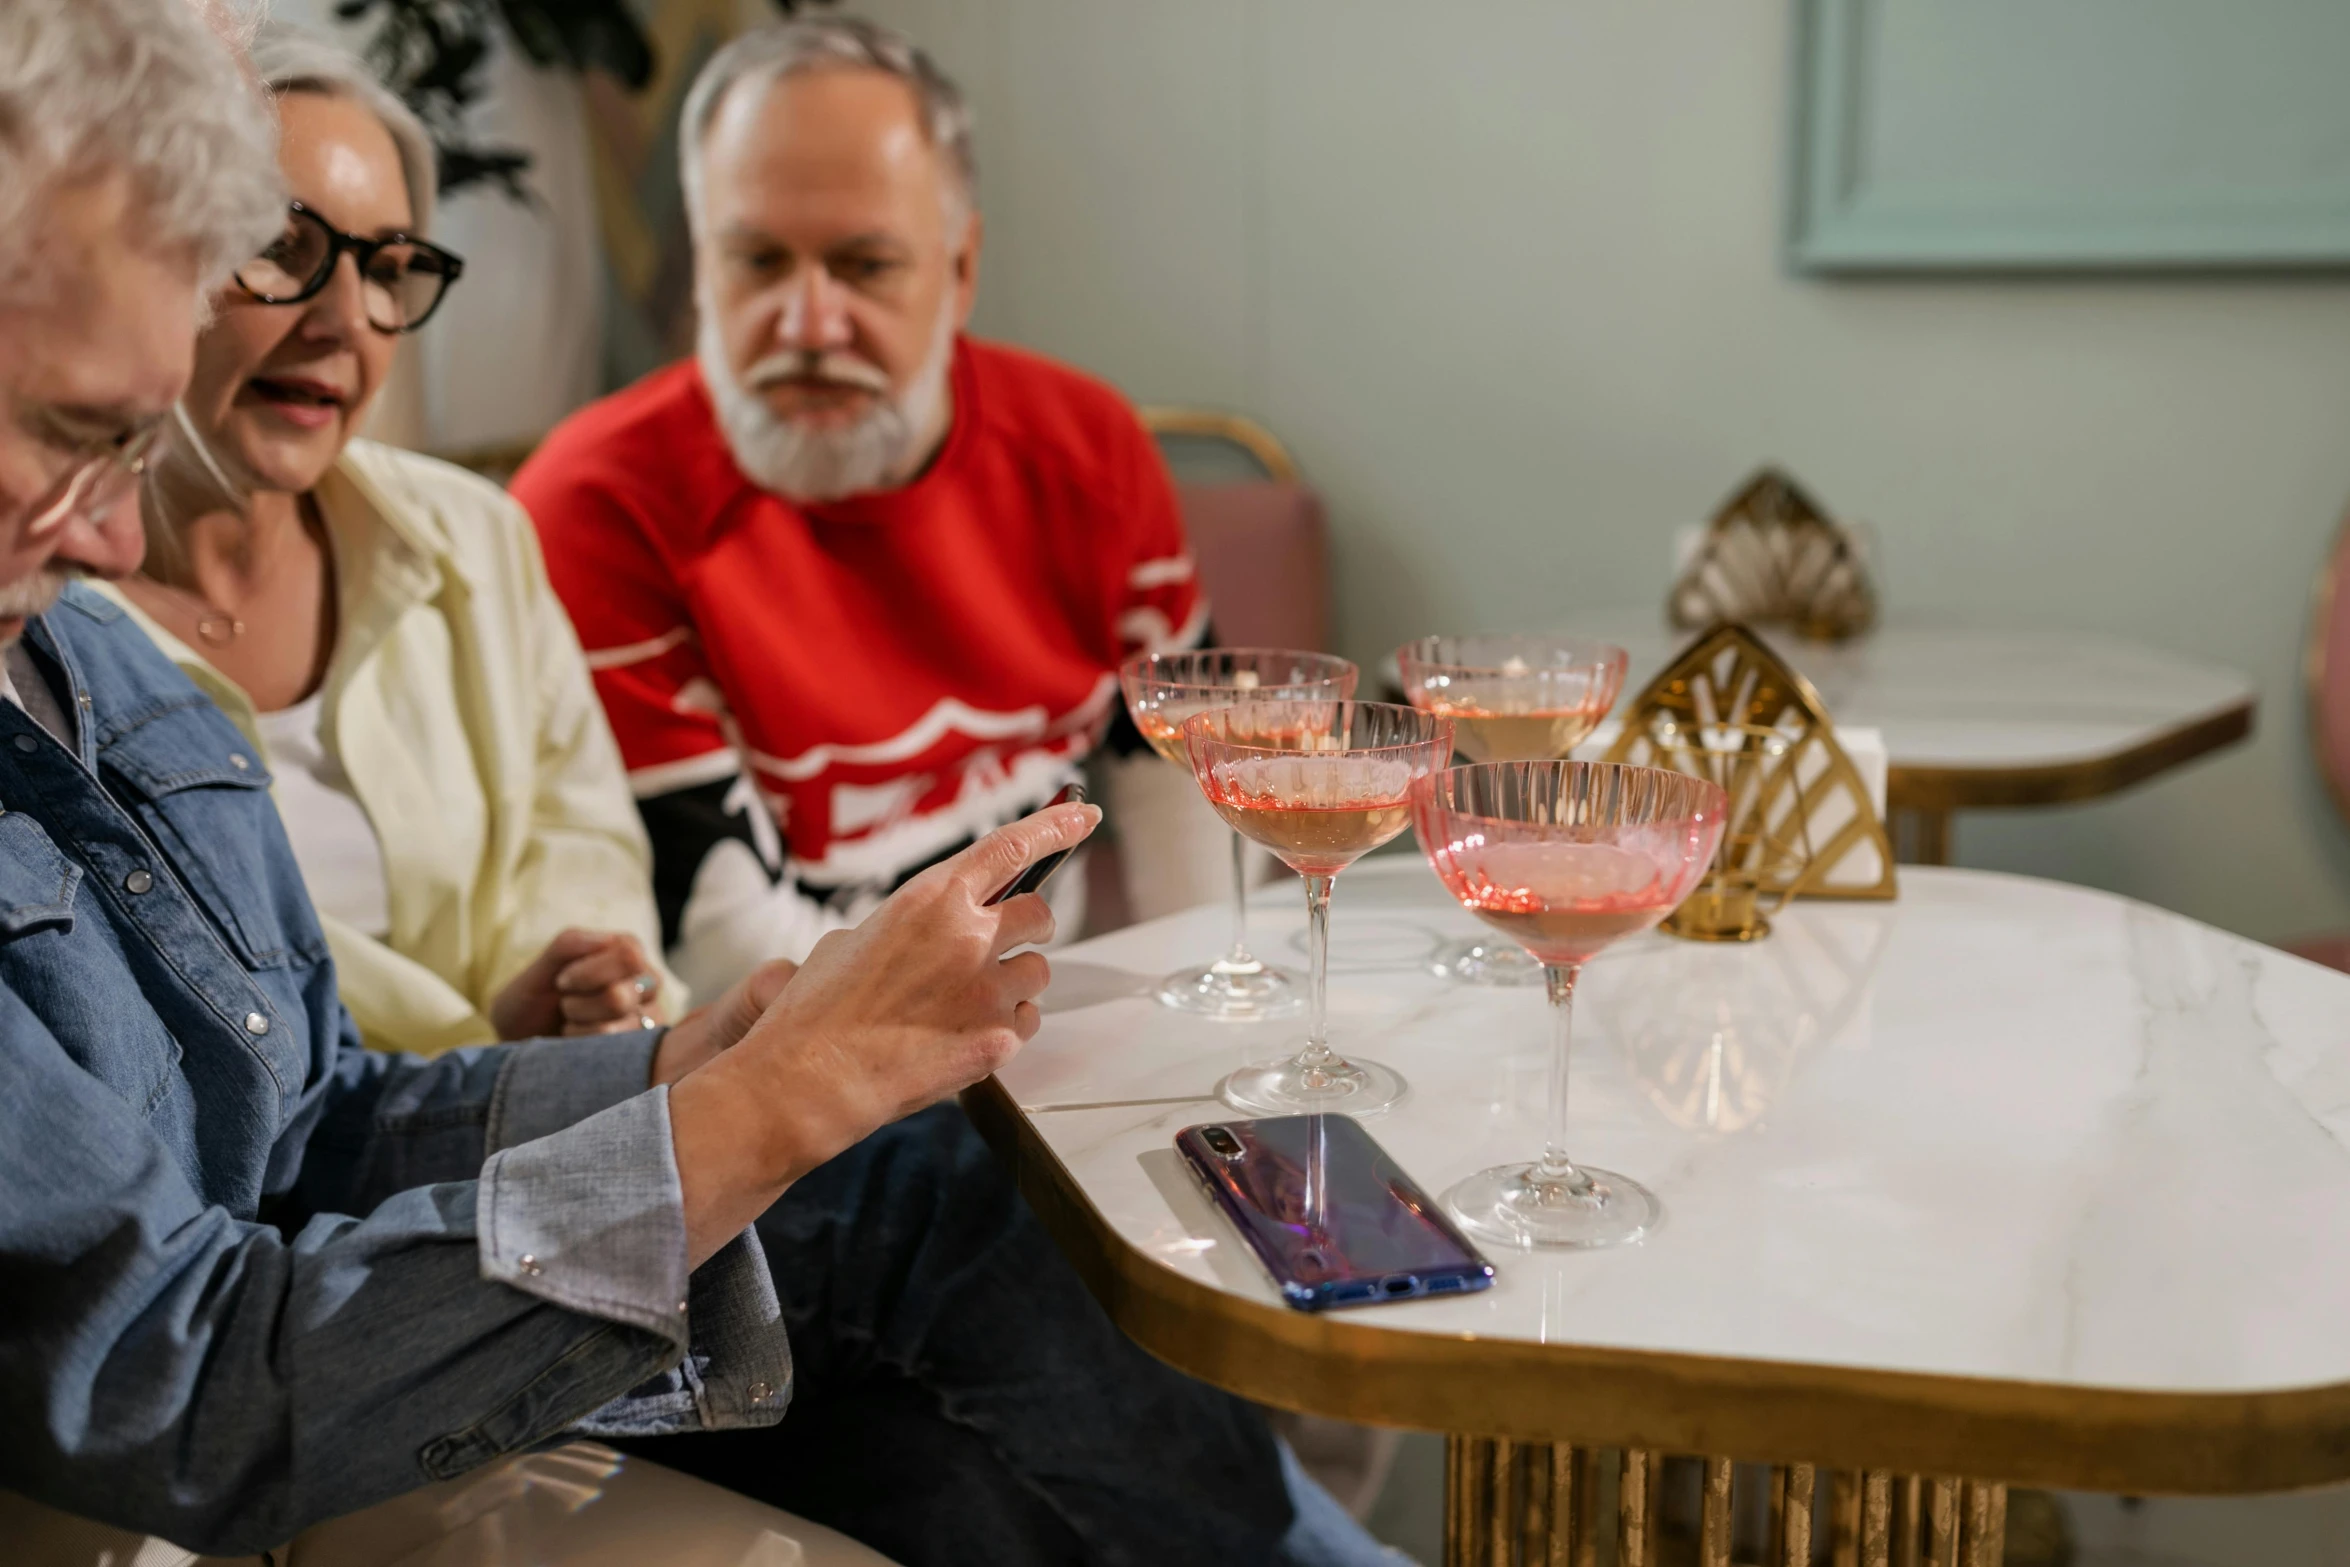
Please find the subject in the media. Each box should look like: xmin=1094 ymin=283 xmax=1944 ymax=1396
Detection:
xmin=1776 ymin=1462 xmax=1816 ymax=1567
xmin=1832 ymin=1469 xmax=1861 ymax=1567
xmin=1698 ymin=1457 xmax=1734 ymax=1567
xmin=1892 ymin=1475 xmax=1924 ymax=1567
xmin=1489 ymin=1437 xmax=1515 ymax=1567
xmin=1893 ymin=806 xmax=1953 ymax=865
xmin=1928 ymin=1478 xmax=1960 ymax=1567
xmin=1620 ymin=1449 xmax=1657 ymax=1567
xmin=1443 ymin=1440 xmax=2009 ymax=1567
xmin=1861 ymin=1470 xmax=1894 ymax=1567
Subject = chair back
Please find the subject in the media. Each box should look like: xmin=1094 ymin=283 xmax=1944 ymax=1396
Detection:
xmin=1142 ymin=407 xmax=1330 ymax=652
xmin=2310 ymin=507 xmax=2350 ymax=826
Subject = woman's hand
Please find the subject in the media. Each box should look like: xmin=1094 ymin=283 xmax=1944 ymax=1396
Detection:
xmin=490 ymin=928 xmax=665 ymax=1041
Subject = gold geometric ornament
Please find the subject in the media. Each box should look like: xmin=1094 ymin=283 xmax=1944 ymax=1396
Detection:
xmin=1602 ymin=623 xmax=1895 ymax=912
xmin=1668 ymin=467 xmax=1877 ymax=642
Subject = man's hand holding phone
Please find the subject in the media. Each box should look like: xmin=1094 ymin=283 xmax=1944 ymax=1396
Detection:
xmin=662 ymin=795 xmax=1102 ymax=1265
xmin=984 ymin=781 xmax=1088 ymax=907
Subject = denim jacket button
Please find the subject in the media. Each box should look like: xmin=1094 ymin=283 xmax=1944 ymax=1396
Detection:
xmin=243 ymin=1012 xmax=269 ymax=1036
xmin=518 ymin=1254 xmax=543 ymax=1277
xmin=123 ymin=869 xmax=153 ymax=894
xmin=748 ymin=1381 xmax=773 ymax=1404
xmin=228 ymin=753 xmax=250 ymax=771
xmin=11 ymin=734 xmax=33 ymax=753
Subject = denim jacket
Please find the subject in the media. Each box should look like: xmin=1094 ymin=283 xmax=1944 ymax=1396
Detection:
xmin=0 ymin=588 xmax=789 ymax=1554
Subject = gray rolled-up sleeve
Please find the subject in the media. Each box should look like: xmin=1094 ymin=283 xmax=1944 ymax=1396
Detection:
xmin=476 ymin=1071 xmax=791 ymax=1433
xmin=479 ymin=1087 xmax=691 ymax=1336
xmin=486 ymin=1029 xmax=667 ymax=1152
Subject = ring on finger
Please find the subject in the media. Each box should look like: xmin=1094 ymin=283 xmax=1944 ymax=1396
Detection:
xmin=632 ymin=972 xmax=656 ymax=1000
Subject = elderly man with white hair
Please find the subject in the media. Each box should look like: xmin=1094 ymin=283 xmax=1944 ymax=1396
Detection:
xmin=0 ymin=0 xmax=279 ymax=601
xmin=0 ymin=5 xmax=1401 ymax=1566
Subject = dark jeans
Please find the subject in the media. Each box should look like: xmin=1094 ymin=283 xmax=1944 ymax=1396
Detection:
xmin=626 ymin=1103 xmax=1299 ymax=1567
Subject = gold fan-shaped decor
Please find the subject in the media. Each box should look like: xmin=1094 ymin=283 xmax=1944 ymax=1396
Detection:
xmin=1668 ymin=468 xmax=1876 ymax=642
xmin=1602 ymin=623 xmax=1895 ymax=929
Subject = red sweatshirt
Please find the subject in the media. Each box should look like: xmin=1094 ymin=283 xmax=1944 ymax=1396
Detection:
xmin=514 ymin=338 xmax=1203 ymax=989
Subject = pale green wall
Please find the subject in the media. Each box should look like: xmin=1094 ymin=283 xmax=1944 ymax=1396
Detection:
xmin=863 ymin=0 xmax=2350 ymax=943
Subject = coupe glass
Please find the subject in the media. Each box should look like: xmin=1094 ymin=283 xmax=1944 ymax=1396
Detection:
xmin=1412 ymin=761 xmax=1726 ymax=1247
xmin=1120 ymin=649 xmax=1360 ymax=1019
xmin=1183 ymin=701 xmax=1452 ymax=1115
xmin=1396 ymin=635 xmax=1630 ymax=987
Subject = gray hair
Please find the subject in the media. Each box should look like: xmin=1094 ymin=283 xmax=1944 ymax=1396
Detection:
xmin=680 ymin=17 xmax=976 ymax=234
xmin=140 ymin=29 xmax=441 ymax=565
xmin=252 ymin=24 xmax=439 ymax=237
xmin=0 ymin=0 xmax=283 ymax=302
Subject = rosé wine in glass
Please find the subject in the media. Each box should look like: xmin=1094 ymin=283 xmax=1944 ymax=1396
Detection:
xmin=1396 ymin=635 xmax=1631 ymax=988
xmin=1184 ymin=701 xmax=1452 ymax=1115
xmin=1199 ymin=755 xmax=1419 ymax=876
xmin=1423 ymin=706 xmax=1613 ymax=765
xmin=1446 ymin=842 xmax=1686 ymax=963
xmin=1118 ymin=649 xmax=1359 ymax=1021
xmin=1413 ymin=761 xmax=1725 ymax=1248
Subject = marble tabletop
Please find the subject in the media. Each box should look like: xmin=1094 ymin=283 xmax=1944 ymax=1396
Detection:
xmin=990 ymin=857 xmax=2350 ymax=1487
xmin=1379 ymin=613 xmax=2255 ymax=803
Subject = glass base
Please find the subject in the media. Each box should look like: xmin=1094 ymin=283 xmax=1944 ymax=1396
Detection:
xmin=1443 ymin=1161 xmax=1659 ymax=1249
xmin=1218 ymin=1053 xmax=1407 ymax=1117
xmin=1156 ymin=959 xmax=1304 ymax=1021
xmin=1430 ymin=937 xmax=1546 ymax=987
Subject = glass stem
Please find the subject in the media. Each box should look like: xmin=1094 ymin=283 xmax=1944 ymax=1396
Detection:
xmin=1535 ymin=962 xmax=1589 ymax=1188
xmin=1296 ymin=875 xmax=1335 ymax=1075
xmin=1220 ymin=827 xmax=1258 ymax=971
xmin=1305 ymin=1113 xmax=1328 ymax=1239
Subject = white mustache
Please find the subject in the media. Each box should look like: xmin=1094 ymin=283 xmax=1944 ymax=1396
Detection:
xmin=0 ymin=570 xmax=73 ymax=624
xmin=744 ymin=352 xmax=892 ymax=396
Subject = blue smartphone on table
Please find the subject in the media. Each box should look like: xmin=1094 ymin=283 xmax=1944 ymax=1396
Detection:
xmin=1175 ymin=1114 xmax=1496 ymax=1312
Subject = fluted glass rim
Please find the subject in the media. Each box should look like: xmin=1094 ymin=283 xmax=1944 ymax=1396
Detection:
xmin=1395 ymin=632 xmax=1631 ymax=683
xmin=1119 ymin=647 xmax=1359 ymax=706
xmin=1179 ymin=698 xmax=1453 ymax=760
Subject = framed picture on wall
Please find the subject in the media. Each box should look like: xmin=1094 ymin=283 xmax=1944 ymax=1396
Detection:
xmin=1786 ymin=0 xmax=2350 ymax=272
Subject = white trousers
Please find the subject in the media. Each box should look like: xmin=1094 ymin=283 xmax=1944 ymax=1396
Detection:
xmin=2 ymin=1443 xmax=900 ymax=1567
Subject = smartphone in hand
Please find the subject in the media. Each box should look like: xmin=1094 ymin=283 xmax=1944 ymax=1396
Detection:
xmin=984 ymin=782 xmax=1090 ymax=906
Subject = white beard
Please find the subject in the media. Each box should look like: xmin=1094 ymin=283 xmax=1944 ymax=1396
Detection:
xmin=699 ymin=300 xmax=958 ymax=504
xmin=0 ymin=571 xmax=68 ymax=639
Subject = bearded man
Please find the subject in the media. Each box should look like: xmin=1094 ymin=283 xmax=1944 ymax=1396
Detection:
xmin=515 ymin=18 xmax=1205 ymax=998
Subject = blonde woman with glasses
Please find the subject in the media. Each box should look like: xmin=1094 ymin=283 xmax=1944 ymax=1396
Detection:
xmin=106 ymin=26 xmax=681 ymax=1053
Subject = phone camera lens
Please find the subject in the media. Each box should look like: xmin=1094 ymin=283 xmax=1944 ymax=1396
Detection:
xmin=1201 ymin=1126 xmax=1242 ymax=1158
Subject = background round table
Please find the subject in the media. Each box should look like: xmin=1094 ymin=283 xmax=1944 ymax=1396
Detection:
xmin=1378 ymin=615 xmax=2256 ymax=864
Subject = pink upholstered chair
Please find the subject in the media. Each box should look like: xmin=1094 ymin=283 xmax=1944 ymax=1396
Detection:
xmin=2286 ymin=510 xmax=2350 ymax=972
xmin=1082 ymin=408 xmax=1334 ymax=938
xmin=1142 ymin=406 xmax=1331 ymax=652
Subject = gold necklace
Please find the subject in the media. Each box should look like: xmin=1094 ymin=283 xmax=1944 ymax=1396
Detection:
xmin=154 ymin=496 xmax=324 ymax=647
xmin=137 ymin=576 xmax=245 ymax=646
xmin=195 ymin=609 xmax=246 ymax=646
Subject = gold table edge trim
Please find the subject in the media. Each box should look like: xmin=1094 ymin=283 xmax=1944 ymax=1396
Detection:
xmin=1883 ymin=701 xmax=2253 ymax=812
xmin=1363 ymin=675 xmax=2254 ymax=817
xmin=963 ymin=1074 xmax=2350 ymax=1494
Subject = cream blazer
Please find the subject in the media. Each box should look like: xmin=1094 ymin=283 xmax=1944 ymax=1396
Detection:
xmin=100 ymin=439 xmax=680 ymax=1055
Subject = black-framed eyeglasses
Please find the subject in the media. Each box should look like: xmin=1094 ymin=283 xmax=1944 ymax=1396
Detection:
xmin=232 ymin=201 xmax=466 ymax=334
